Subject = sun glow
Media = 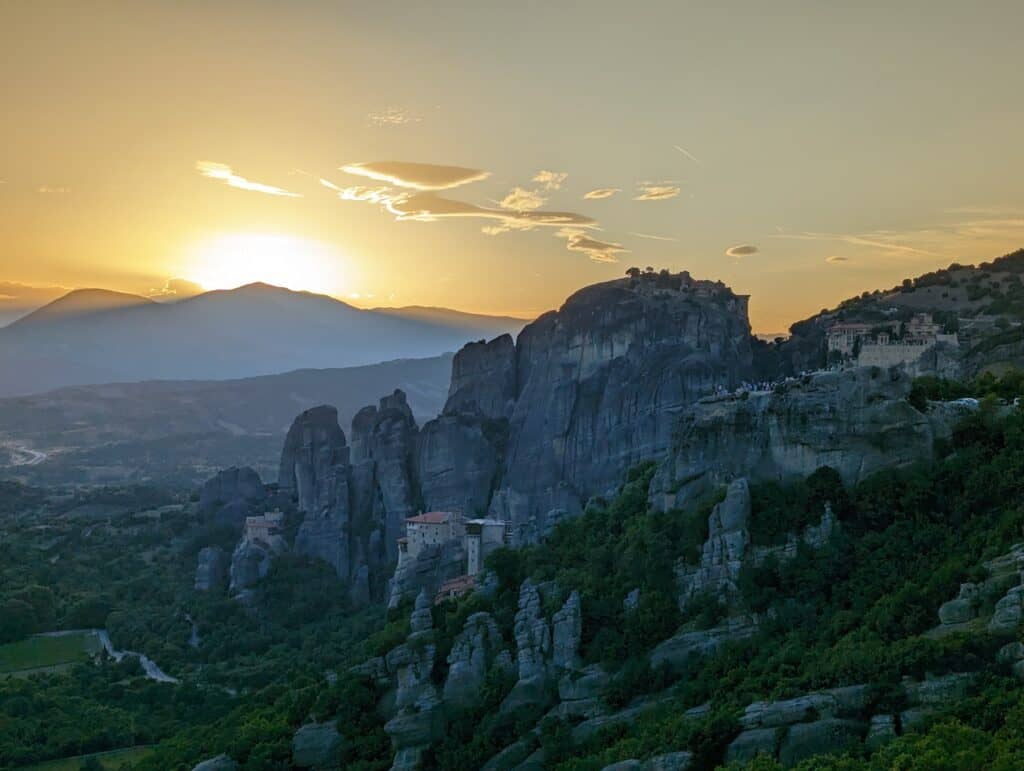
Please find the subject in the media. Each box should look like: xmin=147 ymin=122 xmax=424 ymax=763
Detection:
xmin=185 ymin=233 xmax=350 ymax=294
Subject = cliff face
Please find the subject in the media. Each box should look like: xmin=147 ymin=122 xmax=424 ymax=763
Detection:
xmin=273 ymin=272 xmax=755 ymax=601
xmin=489 ymin=276 xmax=754 ymax=540
xmin=277 ymin=394 xmax=420 ymax=601
xmin=650 ymin=367 xmax=946 ymax=510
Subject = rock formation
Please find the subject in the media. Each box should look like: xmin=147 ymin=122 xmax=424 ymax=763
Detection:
xmin=291 ymin=722 xmax=343 ymax=769
xmin=651 ymin=367 xmax=945 ymax=510
xmin=277 ymin=395 xmax=421 ymax=602
xmin=194 ymin=546 xmax=228 ymax=592
xmin=198 ymin=466 xmax=266 ymax=528
xmin=383 ymin=590 xmax=445 ymax=770
xmin=443 ymin=611 xmax=510 ymax=709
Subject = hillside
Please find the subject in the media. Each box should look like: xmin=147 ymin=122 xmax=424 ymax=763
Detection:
xmin=760 ymin=248 xmax=1024 ymax=378
xmin=4 ymin=267 xmax=1024 ymax=771
xmin=0 ymin=355 xmax=452 ymax=487
xmin=0 ymin=283 xmax=525 ymax=397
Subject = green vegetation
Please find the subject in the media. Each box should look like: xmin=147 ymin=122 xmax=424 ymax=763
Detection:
xmin=0 ymin=632 xmax=99 ymax=674
xmin=19 ymin=745 xmax=154 ymax=771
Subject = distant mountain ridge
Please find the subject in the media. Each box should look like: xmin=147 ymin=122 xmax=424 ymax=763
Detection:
xmin=0 ymin=283 xmax=527 ymax=397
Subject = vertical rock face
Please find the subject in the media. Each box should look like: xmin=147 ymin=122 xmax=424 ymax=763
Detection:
xmin=551 ymin=590 xmax=583 ymax=671
xmin=198 ymin=466 xmax=266 ymax=528
xmin=443 ymin=611 xmax=508 ymax=709
xmin=279 ymin=406 xmax=355 ymax=580
xmin=677 ymin=479 xmax=751 ymax=608
xmin=651 ymin=367 xmax=942 ymax=511
xmin=195 ymin=546 xmax=228 ymax=592
xmin=444 ymin=334 xmax=517 ymax=420
xmin=488 ymin=275 xmax=754 ymax=541
xmin=276 ymin=394 xmax=421 ymax=602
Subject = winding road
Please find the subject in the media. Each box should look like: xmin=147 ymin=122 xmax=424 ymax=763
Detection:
xmin=38 ymin=629 xmax=179 ymax=683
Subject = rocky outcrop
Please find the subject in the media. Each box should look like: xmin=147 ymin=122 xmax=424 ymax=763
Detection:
xmin=291 ymin=722 xmax=342 ymax=769
xmin=444 ymin=334 xmax=517 ymax=420
xmin=443 ymin=611 xmax=509 ymax=709
xmin=275 ymin=395 xmax=422 ymax=603
xmin=194 ymin=546 xmax=228 ymax=592
xmin=489 ymin=274 xmax=754 ymax=541
xmin=677 ymin=479 xmax=751 ymax=608
xmin=652 ymin=367 xmax=944 ymax=510
xmin=198 ymin=466 xmax=266 ymax=528
xmin=383 ymin=590 xmax=445 ymax=771
xmin=388 ymin=539 xmax=466 ymax=609
xmin=931 ymin=542 xmax=1024 ymax=637
xmin=551 ymin=590 xmax=582 ymax=671
xmin=601 ymin=754 xmax=694 ymax=771
xmin=228 ymin=527 xmax=286 ymax=596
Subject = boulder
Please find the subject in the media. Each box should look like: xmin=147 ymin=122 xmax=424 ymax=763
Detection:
xmin=778 ymin=719 xmax=865 ymax=766
xmin=989 ymin=585 xmax=1024 ymax=633
xmin=865 ymin=714 xmax=897 ymax=750
xmin=725 ymin=728 xmax=779 ymax=764
xmin=291 ymin=722 xmax=342 ymax=769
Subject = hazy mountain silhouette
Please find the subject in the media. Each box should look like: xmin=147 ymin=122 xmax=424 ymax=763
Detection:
xmin=0 ymin=283 xmax=527 ymax=397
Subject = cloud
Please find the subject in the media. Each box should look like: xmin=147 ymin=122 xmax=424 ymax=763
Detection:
xmin=367 ymin=107 xmax=423 ymax=127
xmin=634 ymin=183 xmax=681 ymax=201
xmin=340 ymin=161 xmax=489 ymax=191
xmin=673 ymin=144 xmax=701 ymax=164
xmin=726 ymin=244 xmax=759 ymax=257
xmin=825 ymin=255 xmax=850 ymax=264
xmin=196 ymin=161 xmax=301 ymax=197
xmin=771 ymin=230 xmax=940 ymax=258
xmin=388 ymin=192 xmax=595 ymax=229
xmin=149 ymin=278 xmax=205 ymax=299
xmin=558 ymin=228 xmax=627 ymax=263
xmin=499 ymin=186 xmax=547 ymax=212
xmin=629 ymin=231 xmax=678 ymax=242
xmin=36 ymin=186 xmax=70 ymax=194
xmin=584 ymin=188 xmax=620 ymax=200
xmin=533 ymin=170 xmax=568 ymax=191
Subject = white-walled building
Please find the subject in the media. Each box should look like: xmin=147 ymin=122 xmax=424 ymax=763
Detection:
xmin=465 ymin=518 xmax=510 ymax=575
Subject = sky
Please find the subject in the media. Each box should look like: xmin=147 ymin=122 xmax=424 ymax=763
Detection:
xmin=3 ymin=0 xmax=1024 ymax=332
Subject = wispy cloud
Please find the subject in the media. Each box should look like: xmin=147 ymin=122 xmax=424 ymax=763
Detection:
xmin=726 ymin=244 xmax=759 ymax=257
xmin=558 ymin=228 xmax=627 ymax=263
xmin=388 ymin=192 xmax=595 ymax=229
xmin=196 ymin=161 xmax=301 ymax=197
xmin=533 ymin=170 xmax=568 ymax=191
xmin=340 ymin=161 xmax=489 ymax=191
xmin=499 ymin=186 xmax=547 ymax=212
xmin=771 ymin=230 xmax=940 ymax=258
xmin=584 ymin=188 xmax=620 ymax=200
xmin=629 ymin=231 xmax=678 ymax=242
xmin=825 ymin=255 xmax=850 ymax=264
xmin=36 ymin=186 xmax=70 ymax=194
xmin=673 ymin=144 xmax=701 ymax=164
xmin=634 ymin=183 xmax=681 ymax=201
xmin=367 ymin=107 xmax=423 ymax=127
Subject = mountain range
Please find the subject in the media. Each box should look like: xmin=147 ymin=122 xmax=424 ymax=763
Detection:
xmin=0 ymin=283 xmax=527 ymax=397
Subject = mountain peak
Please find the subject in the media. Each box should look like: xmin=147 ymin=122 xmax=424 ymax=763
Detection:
xmin=9 ymin=288 xmax=155 ymax=328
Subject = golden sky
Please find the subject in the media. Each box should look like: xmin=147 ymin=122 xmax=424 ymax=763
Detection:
xmin=3 ymin=0 xmax=1024 ymax=331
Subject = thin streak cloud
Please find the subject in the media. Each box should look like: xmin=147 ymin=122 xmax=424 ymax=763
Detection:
xmin=673 ymin=144 xmax=701 ymax=164
xmin=633 ymin=184 xmax=681 ymax=201
xmin=725 ymin=244 xmax=759 ymax=257
xmin=340 ymin=161 xmax=489 ymax=191
xmin=629 ymin=231 xmax=678 ymax=242
xmin=584 ymin=188 xmax=620 ymax=200
xmin=196 ymin=161 xmax=301 ymax=197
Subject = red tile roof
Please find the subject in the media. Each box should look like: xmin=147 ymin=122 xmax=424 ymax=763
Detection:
xmin=434 ymin=574 xmax=476 ymax=604
xmin=406 ymin=511 xmax=452 ymax=525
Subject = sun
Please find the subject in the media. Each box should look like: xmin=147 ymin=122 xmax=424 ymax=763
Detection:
xmin=185 ymin=233 xmax=350 ymax=294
